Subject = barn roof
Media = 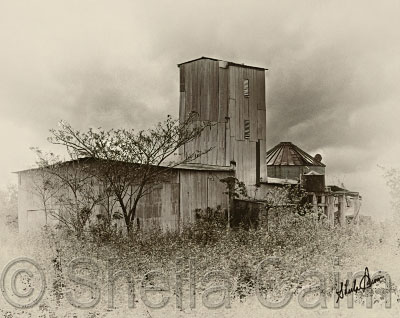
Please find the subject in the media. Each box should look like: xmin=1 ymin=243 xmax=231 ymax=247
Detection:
xmin=266 ymin=142 xmax=325 ymax=167
xmin=14 ymin=157 xmax=234 ymax=173
xmin=177 ymin=56 xmax=268 ymax=71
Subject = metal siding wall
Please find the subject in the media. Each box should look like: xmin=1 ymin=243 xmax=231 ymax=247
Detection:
xmin=178 ymin=59 xmax=267 ymax=186
xmin=136 ymin=171 xmax=180 ymax=231
xmin=228 ymin=66 xmax=267 ymax=186
xmin=179 ymin=59 xmax=228 ymax=166
xmin=179 ymin=170 xmax=231 ymax=226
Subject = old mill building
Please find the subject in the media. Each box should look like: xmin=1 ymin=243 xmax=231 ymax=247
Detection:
xmin=15 ymin=57 xmax=362 ymax=232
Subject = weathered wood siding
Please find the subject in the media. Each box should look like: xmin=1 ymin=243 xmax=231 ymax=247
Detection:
xmin=18 ymin=167 xmax=233 ymax=233
xmin=136 ymin=171 xmax=180 ymax=231
xmin=135 ymin=169 xmax=232 ymax=231
xmin=17 ymin=169 xmax=101 ymax=233
xmin=17 ymin=171 xmax=49 ymax=232
xmin=179 ymin=58 xmax=267 ymax=186
xmin=178 ymin=169 xmax=232 ymax=227
xmin=136 ymin=183 xmax=180 ymax=231
xmin=109 ymin=168 xmax=232 ymax=231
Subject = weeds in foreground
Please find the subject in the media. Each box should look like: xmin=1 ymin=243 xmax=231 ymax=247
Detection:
xmin=0 ymin=209 xmax=394 ymax=317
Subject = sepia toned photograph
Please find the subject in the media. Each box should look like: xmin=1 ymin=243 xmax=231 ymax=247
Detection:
xmin=0 ymin=1 xmax=399 ymax=317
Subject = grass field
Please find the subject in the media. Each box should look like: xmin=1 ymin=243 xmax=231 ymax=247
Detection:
xmin=1 ymin=213 xmax=400 ymax=317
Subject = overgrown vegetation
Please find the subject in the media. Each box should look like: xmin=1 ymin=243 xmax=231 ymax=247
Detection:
xmin=31 ymin=113 xmax=212 ymax=236
xmin=1 ymin=184 xmax=398 ymax=317
xmin=3 ymin=131 xmax=400 ymax=316
xmin=31 ymin=210 xmax=391 ymax=311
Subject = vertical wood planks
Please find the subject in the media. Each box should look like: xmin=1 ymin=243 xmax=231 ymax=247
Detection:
xmin=210 ymin=124 xmax=218 ymax=165
xmin=178 ymin=58 xmax=268 ymax=187
xmin=178 ymin=169 xmax=232 ymax=228
xmin=210 ymin=60 xmax=219 ymax=122
xmin=217 ymin=122 xmax=226 ymax=166
xmin=225 ymin=121 xmax=231 ymax=166
xmin=218 ymin=67 xmax=228 ymax=122
xmin=257 ymin=109 xmax=266 ymax=140
xmin=257 ymin=70 xmax=266 ymax=110
xmin=179 ymin=58 xmax=224 ymax=167
xmin=249 ymin=70 xmax=258 ymax=142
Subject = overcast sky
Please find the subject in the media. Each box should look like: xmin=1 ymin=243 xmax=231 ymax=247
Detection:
xmin=1 ymin=0 xmax=399 ymax=219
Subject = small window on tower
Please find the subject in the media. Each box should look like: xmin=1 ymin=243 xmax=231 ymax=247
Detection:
xmin=244 ymin=120 xmax=250 ymax=139
xmin=243 ymin=79 xmax=249 ymax=97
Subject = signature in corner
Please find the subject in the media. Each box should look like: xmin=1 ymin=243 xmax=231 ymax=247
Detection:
xmin=335 ymin=267 xmax=384 ymax=303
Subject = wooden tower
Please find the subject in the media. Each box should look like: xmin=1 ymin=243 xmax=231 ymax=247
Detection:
xmin=178 ymin=57 xmax=268 ymax=186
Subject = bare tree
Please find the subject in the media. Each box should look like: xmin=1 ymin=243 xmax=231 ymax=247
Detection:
xmin=32 ymin=150 xmax=105 ymax=236
xmin=44 ymin=112 xmax=211 ymax=235
xmin=29 ymin=149 xmax=63 ymax=225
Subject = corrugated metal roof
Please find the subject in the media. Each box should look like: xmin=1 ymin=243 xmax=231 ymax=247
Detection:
xmin=266 ymin=142 xmax=325 ymax=167
xmin=174 ymin=163 xmax=234 ymax=172
xmin=14 ymin=157 xmax=234 ymax=173
xmin=177 ymin=56 xmax=268 ymax=71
